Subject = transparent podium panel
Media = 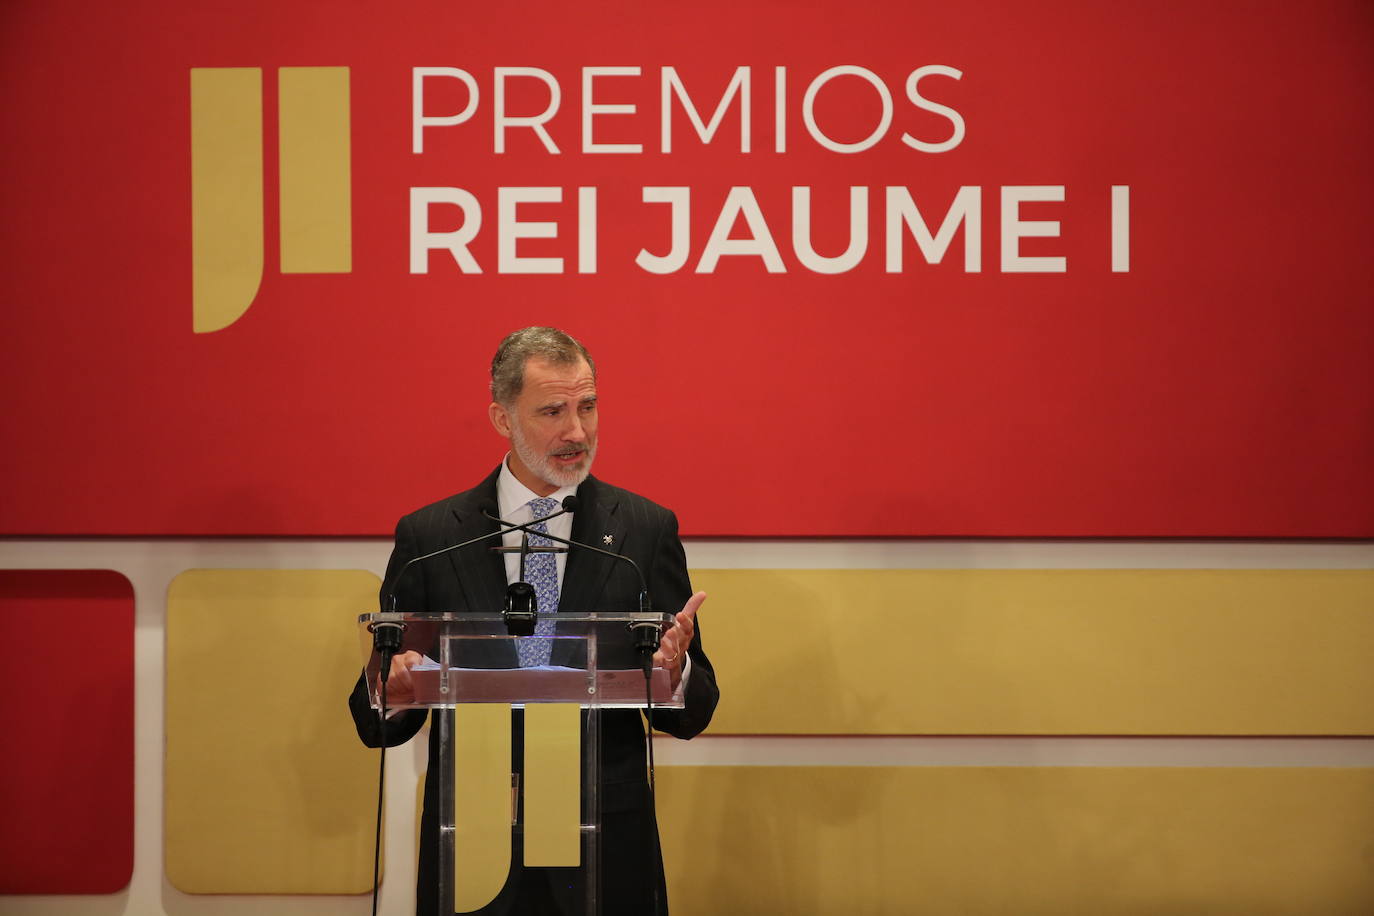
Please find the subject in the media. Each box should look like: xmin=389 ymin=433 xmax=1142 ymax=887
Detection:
xmin=357 ymin=612 xmax=682 ymax=710
xmin=357 ymin=611 xmax=678 ymax=915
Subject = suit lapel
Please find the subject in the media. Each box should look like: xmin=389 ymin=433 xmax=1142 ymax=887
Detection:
xmin=438 ymin=466 xmax=518 ymax=667
xmin=552 ymin=477 xmax=626 ymax=668
xmin=561 ymin=476 xmax=627 ymax=613
xmin=445 ymin=467 xmax=508 ymax=614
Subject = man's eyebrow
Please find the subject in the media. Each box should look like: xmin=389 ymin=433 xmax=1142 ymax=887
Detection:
xmin=532 ymin=393 xmax=596 ymax=412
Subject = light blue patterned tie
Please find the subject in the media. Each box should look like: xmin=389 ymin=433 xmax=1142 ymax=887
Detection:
xmin=517 ymin=496 xmax=559 ymax=667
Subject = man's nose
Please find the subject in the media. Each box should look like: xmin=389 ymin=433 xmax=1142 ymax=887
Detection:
xmin=561 ymin=411 xmax=586 ymax=441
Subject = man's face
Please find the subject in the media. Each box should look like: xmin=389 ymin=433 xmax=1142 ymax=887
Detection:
xmin=490 ymin=356 xmax=598 ymax=495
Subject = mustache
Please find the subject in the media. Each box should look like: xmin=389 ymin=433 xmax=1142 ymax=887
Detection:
xmin=550 ymin=445 xmax=586 ymax=458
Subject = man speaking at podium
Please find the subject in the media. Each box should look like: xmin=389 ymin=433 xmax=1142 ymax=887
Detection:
xmin=349 ymin=326 xmax=720 ymax=914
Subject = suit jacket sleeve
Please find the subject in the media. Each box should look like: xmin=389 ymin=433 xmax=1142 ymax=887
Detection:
xmin=348 ymin=513 xmax=429 ymax=748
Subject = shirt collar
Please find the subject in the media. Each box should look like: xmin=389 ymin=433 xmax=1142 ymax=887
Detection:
xmin=496 ymin=453 xmax=578 ymax=519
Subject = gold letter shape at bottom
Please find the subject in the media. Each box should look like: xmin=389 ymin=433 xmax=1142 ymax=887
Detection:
xmin=454 ymin=704 xmax=513 ymax=912
xmin=523 ymin=703 xmax=582 ymax=867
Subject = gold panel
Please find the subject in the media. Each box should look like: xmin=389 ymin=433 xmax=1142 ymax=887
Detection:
xmin=189 ymin=68 xmax=263 ymax=333
xmin=454 ymin=705 xmax=512 ymax=911
xmin=523 ymin=704 xmax=581 ymax=867
xmin=658 ymin=766 xmax=1374 ymax=915
xmin=691 ymin=569 xmax=1374 ymax=735
xmin=279 ymin=66 xmax=352 ymax=274
xmin=164 ymin=569 xmax=381 ymax=893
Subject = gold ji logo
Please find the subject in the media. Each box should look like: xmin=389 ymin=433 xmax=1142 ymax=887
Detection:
xmin=189 ymin=67 xmax=352 ymax=333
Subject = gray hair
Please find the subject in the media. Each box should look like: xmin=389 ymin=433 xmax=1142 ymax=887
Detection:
xmin=489 ymin=327 xmax=596 ymax=404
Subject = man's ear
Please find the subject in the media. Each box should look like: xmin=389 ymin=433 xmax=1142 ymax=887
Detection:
xmin=489 ymin=401 xmax=513 ymax=439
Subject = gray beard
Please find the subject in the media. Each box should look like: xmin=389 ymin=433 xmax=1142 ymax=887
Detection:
xmin=509 ymin=420 xmax=596 ymax=490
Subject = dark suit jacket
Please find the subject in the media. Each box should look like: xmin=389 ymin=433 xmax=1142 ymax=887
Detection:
xmin=349 ymin=468 xmax=719 ymax=914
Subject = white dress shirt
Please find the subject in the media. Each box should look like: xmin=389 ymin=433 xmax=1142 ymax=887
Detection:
xmin=496 ymin=455 xmax=577 ymax=596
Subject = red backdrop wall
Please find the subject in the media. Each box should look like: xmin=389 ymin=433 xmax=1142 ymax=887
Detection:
xmin=2 ymin=0 xmax=1371 ymax=536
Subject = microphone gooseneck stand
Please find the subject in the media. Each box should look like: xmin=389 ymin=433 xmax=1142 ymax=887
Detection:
xmin=380 ymin=494 xmax=576 ymax=615
xmin=479 ymin=502 xmax=658 ymax=635
xmin=367 ymin=620 xmax=406 ymax=916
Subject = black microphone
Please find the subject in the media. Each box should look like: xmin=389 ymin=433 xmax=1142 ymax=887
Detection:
xmin=369 ymin=621 xmax=406 ymax=684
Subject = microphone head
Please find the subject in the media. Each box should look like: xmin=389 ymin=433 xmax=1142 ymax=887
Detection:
xmin=561 ymin=494 xmax=580 ymax=513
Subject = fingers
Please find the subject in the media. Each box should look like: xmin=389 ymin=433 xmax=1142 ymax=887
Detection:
xmin=674 ymin=609 xmax=696 ymax=644
xmin=390 ymin=651 xmax=416 ymax=670
xmin=660 ymin=621 xmax=683 ymax=654
xmin=390 ymin=650 xmax=421 ymax=676
xmin=653 ymin=591 xmax=705 ymax=669
xmin=680 ymin=590 xmax=706 ymax=620
xmin=671 ymin=591 xmax=704 ymax=652
xmin=652 ymin=594 xmax=703 ymax=690
xmin=657 ymin=629 xmax=683 ymax=661
xmin=652 ymin=624 xmax=681 ymax=668
xmin=386 ymin=650 xmax=422 ymax=694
